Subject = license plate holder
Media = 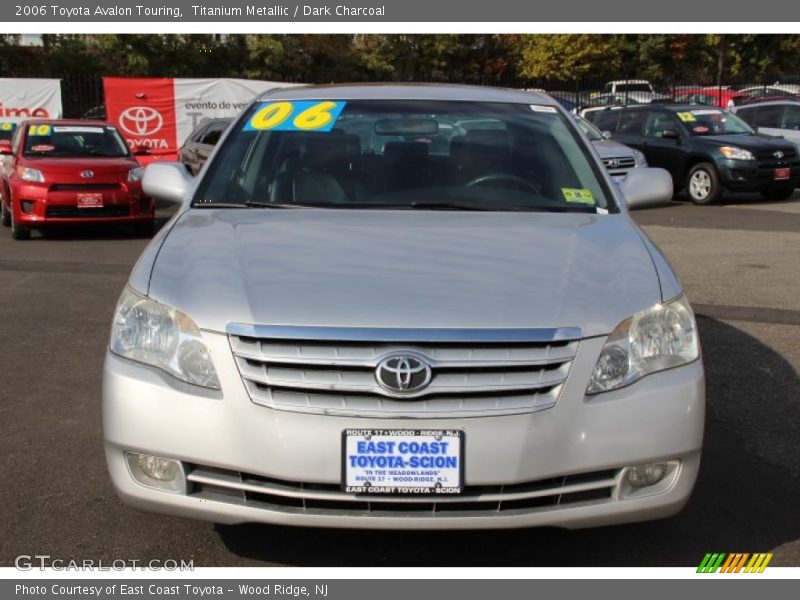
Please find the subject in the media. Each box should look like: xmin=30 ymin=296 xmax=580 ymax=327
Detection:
xmin=77 ymin=193 xmax=103 ymax=208
xmin=774 ymin=167 xmax=791 ymax=181
xmin=342 ymin=429 xmax=464 ymax=495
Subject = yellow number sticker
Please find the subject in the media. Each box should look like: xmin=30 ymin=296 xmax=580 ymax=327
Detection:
xmin=677 ymin=112 xmax=696 ymax=123
xmin=1 ymin=122 xmax=14 ymax=131
xmin=28 ymin=124 xmax=52 ymax=136
xmin=249 ymin=101 xmax=294 ymax=131
xmin=245 ymin=101 xmax=346 ymax=133
xmin=562 ymin=188 xmax=595 ymax=204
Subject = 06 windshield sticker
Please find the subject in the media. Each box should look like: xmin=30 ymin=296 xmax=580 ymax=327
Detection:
xmin=677 ymin=111 xmax=696 ymax=122
xmin=27 ymin=124 xmax=52 ymax=136
xmin=562 ymin=188 xmax=595 ymax=205
xmin=244 ymin=100 xmax=347 ymax=133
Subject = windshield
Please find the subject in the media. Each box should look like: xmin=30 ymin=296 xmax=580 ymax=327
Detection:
xmin=574 ymin=116 xmax=604 ymax=141
xmin=616 ymin=83 xmax=652 ymax=93
xmin=23 ymin=124 xmax=130 ymax=157
xmin=195 ymin=99 xmax=614 ymax=212
xmin=677 ymin=109 xmax=754 ymax=135
xmin=0 ymin=123 xmax=15 ymax=142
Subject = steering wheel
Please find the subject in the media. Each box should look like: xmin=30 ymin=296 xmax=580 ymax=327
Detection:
xmin=465 ymin=173 xmax=538 ymax=193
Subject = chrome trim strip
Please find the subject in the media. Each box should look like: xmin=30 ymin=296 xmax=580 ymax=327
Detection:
xmin=227 ymin=324 xmax=583 ymax=343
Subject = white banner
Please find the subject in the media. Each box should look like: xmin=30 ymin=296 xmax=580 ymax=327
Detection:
xmin=173 ymin=78 xmax=299 ymax=146
xmin=0 ymin=78 xmax=62 ymax=123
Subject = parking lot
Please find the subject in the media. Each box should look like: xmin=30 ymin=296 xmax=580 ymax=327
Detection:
xmin=0 ymin=194 xmax=798 ymax=567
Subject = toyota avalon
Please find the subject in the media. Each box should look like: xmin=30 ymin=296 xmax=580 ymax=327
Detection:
xmin=103 ymin=84 xmax=704 ymax=529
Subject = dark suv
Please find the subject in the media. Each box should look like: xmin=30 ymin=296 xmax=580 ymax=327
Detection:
xmin=587 ymin=104 xmax=800 ymax=203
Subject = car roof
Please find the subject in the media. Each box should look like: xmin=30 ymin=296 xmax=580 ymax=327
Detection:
xmin=259 ymin=83 xmax=558 ymax=106
xmin=737 ymin=97 xmax=800 ymax=107
xmin=21 ymin=118 xmax=117 ymax=128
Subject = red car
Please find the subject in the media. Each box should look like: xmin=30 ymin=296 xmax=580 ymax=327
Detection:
xmin=0 ymin=119 xmax=154 ymax=240
xmin=668 ymin=88 xmax=747 ymax=110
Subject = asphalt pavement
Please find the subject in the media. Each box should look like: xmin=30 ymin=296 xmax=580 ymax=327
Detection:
xmin=0 ymin=195 xmax=798 ymax=567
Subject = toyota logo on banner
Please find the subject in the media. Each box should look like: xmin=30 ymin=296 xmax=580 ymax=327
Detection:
xmin=119 ymin=106 xmax=164 ymax=136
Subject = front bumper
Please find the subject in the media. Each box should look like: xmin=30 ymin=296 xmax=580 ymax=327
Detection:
xmin=12 ymin=180 xmax=153 ymax=228
xmin=103 ymin=332 xmax=705 ymax=530
xmin=717 ymin=158 xmax=800 ymax=191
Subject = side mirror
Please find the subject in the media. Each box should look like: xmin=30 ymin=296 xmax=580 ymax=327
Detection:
xmin=142 ymin=161 xmax=192 ymax=204
xmin=601 ymin=131 xmax=612 ymax=140
xmin=619 ymin=167 xmax=673 ymax=210
xmin=661 ymin=128 xmax=681 ymax=141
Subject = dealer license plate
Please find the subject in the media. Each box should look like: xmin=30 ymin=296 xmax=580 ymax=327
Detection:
xmin=343 ymin=429 xmax=464 ymax=494
xmin=77 ymin=193 xmax=103 ymax=208
xmin=774 ymin=168 xmax=791 ymax=181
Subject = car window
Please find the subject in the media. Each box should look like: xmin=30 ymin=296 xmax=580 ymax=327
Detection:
xmin=195 ymin=99 xmax=615 ymax=212
xmin=23 ymin=124 xmax=130 ymax=157
xmin=782 ymin=106 xmax=800 ymax=130
xmin=644 ymin=111 xmax=678 ymax=137
xmin=751 ymin=105 xmax=785 ymax=128
xmin=589 ymin=111 xmax=620 ymax=132
xmin=188 ymin=123 xmax=209 ymax=144
xmin=676 ymin=109 xmax=754 ymax=135
xmin=618 ymin=111 xmax=648 ymax=136
xmin=200 ymin=122 xmax=227 ymax=146
xmin=0 ymin=122 xmax=16 ymax=142
xmin=736 ymin=107 xmax=756 ymax=124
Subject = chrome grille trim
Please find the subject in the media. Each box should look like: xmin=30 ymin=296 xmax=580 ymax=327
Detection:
xmin=186 ymin=465 xmax=619 ymax=515
xmin=228 ymin=326 xmax=580 ymax=417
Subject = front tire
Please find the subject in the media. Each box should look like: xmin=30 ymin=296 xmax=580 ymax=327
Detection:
xmin=686 ymin=163 xmax=723 ymax=205
xmin=10 ymin=203 xmax=31 ymax=240
xmin=1 ymin=199 xmax=10 ymax=227
xmin=760 ymin=186 xmax=795 ymax=201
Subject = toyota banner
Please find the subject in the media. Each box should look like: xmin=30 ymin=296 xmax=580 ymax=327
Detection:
xmin=103 ymin=77 xmax=298 ymax=161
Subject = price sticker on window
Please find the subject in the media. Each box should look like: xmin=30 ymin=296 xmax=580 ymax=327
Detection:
xmin=244 ymin=101 xmax=347 ymax=133
xmin=562 ymin=188 xmax=596 ymax=205
xmin=28 ymin=124 xmax=52 ymax=136
xmin=677 ymin=112 xmax=696 ymax=123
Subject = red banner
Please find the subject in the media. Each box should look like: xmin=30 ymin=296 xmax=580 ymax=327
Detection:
xmin=103 ymin=77 xmax=178 ymax=162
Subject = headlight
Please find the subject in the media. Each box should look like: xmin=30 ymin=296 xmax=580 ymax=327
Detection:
xmin=587 ymin=295 xmax=699 ymax=394
xmin=110 ymin=287 xmax=221 ymax=389
xmin=127 ymin=167 xmax=144 ymax=182
xmin=633 ymin=149 xmax=648 ymax=167
xmin=719 ymin=146 xmax=754 ymax=161
xmin=16 ymin=166 xmax=45 ymax=182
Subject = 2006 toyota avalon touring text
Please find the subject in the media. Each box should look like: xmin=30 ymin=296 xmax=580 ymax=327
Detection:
xmin=102 ymin=83 xmax=705 ymax=530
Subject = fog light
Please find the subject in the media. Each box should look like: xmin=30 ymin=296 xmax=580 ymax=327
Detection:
xmin=21 ymin=201 xmax=35 ymax=214
xmin=125 ymin=452 xmax=185 ymax=493
xmin=624 ymin=462 xmax=668 ymax=488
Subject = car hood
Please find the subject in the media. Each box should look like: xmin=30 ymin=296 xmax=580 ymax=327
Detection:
xmin=697 ymin=133 xmax=796 ymax=152
xmin=147 ymin=209 xmax=664 ymax=337
xmin=23 ymin=156 xmax=137 ymax=176
xmin=591 ymin=139 xmax=636 ymax=159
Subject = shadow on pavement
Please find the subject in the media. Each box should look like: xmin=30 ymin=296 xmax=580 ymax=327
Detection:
xmin=215 ymin=317 xmax=800 ymax=566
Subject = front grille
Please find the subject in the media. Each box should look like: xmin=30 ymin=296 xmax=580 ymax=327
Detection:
xmin=186 ymin=464 xmax=618 ymax=517
xmin=755 ymin=148 xmax=800 ymax=170
xmin=50 ymin=183 xmax=121 ymax=191
xmin=601 ymin=156 xmax=636 ymax=172
xmin=228 ymin=326 xmax=581 ymax=418
xmin=46 ymin=205 xmax=130 ymax=218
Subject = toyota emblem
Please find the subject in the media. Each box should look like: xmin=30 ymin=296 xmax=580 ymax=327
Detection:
xmin=774 ymin=151 xmax=785 ymax=159
xmin=80 ymin=170 xmax=94 ymax=179
xmin=119 ymin=106 xmax=164 ymax=137
xmin=375 ymin=353 xmax=432 ymax=395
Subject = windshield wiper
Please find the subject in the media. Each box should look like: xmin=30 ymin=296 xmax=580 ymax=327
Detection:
xmin=408 ymin=201 xmax=547 ymax=212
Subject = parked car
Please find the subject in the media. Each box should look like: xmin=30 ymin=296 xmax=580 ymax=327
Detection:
xmin=590 ymin=104 xmax=800 ymax=203
xmin=574 ymin=115 xmax=647 ymax=181
xmin=104 ymin=83 xmax=704 ymax=531
xmin=668 ymin=87 xmax=747 ymax=110
xmin=734 ymin=99 xmax=800 ymax=147
xmin=580 ymin=92 xmax=666 ymax=118
xmin=737 ymin=84 xmax=800 ymax=98
xmin=178 ymin=118 xmax=233 ymax=175
xmin=603 ymin=79 xmax=656 ymax=95
xmin=0 ymin=119 xmax=154 ymax=239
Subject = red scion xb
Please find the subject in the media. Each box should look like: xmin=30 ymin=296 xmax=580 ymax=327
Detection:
xmin=0 ymin=120 xmax=154 ymax=240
